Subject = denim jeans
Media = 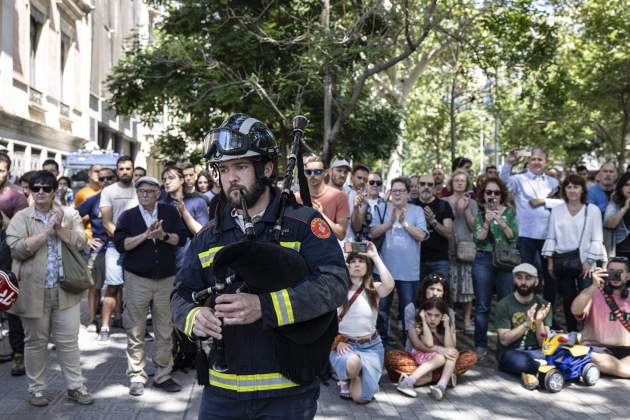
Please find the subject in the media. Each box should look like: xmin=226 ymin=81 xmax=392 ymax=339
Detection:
xmin=198 ymin=387 xmax=319 ymax=419
xmin=377 ymin=280 xmax=418 ymax=342
xmin=517 ymin=237 xmax=553 ymax=304
xmin=472 ymin=252 xmax=513 ymax=349
xmin=498 ymin=349 xmax=544 ymax=375
xmin=421 ymin=260 xmax=449 ymax=283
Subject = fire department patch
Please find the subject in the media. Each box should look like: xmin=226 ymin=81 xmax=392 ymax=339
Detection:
xmin=310 ymin=218 xmax=331 ymax=239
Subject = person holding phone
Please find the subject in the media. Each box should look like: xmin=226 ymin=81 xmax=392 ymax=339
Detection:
xmin=471 ymin=177 xmax=518 ymax=359
xmin=571 ymin=257 xmax=630 ymax=378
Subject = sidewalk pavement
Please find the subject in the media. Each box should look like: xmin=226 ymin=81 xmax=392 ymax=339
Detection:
xmin=1 ymin=322 xmax=629 ymax=420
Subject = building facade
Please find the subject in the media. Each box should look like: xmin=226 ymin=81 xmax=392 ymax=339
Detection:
xmin=0 ymin=0 xmax=161 ymax=177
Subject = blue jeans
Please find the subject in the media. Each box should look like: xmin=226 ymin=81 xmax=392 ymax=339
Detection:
xmin=420 ymin=260 xmax=449 ymax=282
xmin=498 ymin=349 xmax=544 ymax=375
xmin=472 ymin=252 xmax=513 ymax=349
xmin=377 ymin=280 xmax=418 ymax=342
xmin=198 ymin=387 xmax=319 ymax=420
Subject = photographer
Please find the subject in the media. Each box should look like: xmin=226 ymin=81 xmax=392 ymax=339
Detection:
xmin=571 ymin=257 xmax=630 ymax=378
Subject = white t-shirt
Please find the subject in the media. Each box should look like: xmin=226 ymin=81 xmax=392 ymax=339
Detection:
xmin=338 ymin=288 xmax=378 ymax=337
xmin=99 ymin=182 xmax=139 ymax=224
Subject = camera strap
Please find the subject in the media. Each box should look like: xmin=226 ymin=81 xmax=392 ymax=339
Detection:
xmin=602 ymin=291 xmax=630 ymax=334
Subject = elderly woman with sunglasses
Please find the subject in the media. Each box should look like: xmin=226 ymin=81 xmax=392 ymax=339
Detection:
xmin=6 ymin=170 xmax=93 ymax=407
xmin=471 ymin=176 xmax=519 ymax=360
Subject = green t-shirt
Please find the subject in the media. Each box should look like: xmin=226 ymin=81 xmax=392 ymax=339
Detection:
xmin=495 ymin=294 xmax=552 ymax=361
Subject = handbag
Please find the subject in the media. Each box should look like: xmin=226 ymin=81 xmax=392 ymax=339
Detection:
xmin=552 ymin=206 xmax=588 ymax=279
xmin=453 ymin=220 xmax=475 ymax=263
xmin=486 ymin=208 xmax=520 ymax=270
xmin=59 ymin=241 xmax=93 ymax=294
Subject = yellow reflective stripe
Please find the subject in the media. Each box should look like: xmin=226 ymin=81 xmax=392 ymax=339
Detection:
xmin=209 ymin=370 xmax=298 ymax=392
xmin=270 ymin=291 xmax=284 ymax=326
xmin=198 ymin=246 xmax=224 ymax=268
xmin=281 ymin=289 xmax=294 ymax=324
xmin=279 ymin=241 xmax=301 ymax=252
xmin=184 ymin=307 xmax=202 ymax=337
xmin=270 ymin=289 xmax=294 ymax=326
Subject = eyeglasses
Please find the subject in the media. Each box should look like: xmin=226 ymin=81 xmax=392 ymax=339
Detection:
xmin=304 ymin=169 xmax=324 ymax=176
xmin=99 ymin=176 xmax=115 ymax=182
xmin=368 ymin=180 xmax=383 ymax=186
xmin=419 ymin=182 xmax=435 ymax=187
xmin=31 ymin=185 xmax=53 ymax=193
xmin=484 ymin=189 xmax=501 ymax=196
xmin=390 ymin=188 xmax=408 ymax=194
xmin=137 ymin=189 xmax=159 ymax=196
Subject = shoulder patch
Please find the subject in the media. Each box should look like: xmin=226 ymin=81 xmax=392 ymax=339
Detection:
xmin=310 ymin=217 xmax=331 ymax=239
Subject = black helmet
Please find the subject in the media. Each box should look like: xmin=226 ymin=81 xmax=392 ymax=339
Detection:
xmin=204 ymin=113 xmax=279 ymax=163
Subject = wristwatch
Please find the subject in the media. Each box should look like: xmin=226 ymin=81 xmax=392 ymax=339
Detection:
xmin=163 ymin=233 xmax=171 ymax=242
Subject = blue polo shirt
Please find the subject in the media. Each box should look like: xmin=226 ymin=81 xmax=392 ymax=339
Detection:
xmin=370 ymin=203 xmax=427 ymax=281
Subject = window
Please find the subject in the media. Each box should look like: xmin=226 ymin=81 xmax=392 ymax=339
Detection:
xmin=29 ymin=9 xmax=45 ymax=89
xmin=60 ymin=32 xmax=71 ymax=108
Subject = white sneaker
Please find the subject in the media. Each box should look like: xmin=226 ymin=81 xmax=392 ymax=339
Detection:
xmin=429 ymin=384 xmax=444 ymax=400
xmin=396 ymin=374 xmax=418 ymax=398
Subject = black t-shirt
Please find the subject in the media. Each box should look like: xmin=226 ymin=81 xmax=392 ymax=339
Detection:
xmin=418 ymin=198 xmax=454 ymax=262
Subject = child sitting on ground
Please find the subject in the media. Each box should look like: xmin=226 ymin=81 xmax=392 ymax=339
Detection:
xmin=396 ymin=298 xmax=458 ymax=400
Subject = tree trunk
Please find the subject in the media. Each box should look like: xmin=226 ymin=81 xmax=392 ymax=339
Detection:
xmin=450 ymin=72 xmax=458 ymax=163
xmin=619 ymin=93 xmax=629 ymax=170
xmin=321 ymin=0 xmax=332 ymax=164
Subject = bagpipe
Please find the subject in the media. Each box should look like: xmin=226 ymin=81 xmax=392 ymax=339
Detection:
xmin=192 ymin=116 xmax=337 ymax=385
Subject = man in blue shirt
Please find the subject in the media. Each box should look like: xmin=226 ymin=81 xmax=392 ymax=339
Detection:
xmin=77 ymin=167 xmax=117 ymax=331
xmin=587 ymin=162 xmax=618 ymax=256
xmin=370 ymin=177 xmax=428 ymax=344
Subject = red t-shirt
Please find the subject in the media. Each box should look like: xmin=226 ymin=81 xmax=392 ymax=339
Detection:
xmin=296 ymin=185 xmax=349 ymax=223
xmin=0 ymin=185 xmax=28 ymax=219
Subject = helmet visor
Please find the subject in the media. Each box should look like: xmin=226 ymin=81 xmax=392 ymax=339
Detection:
xmin=204 ymin=128 xmax=251 ymax=158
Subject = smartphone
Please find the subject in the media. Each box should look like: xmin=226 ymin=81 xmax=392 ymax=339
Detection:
xmin=344 ymin=242 xmax=368 ymax=253
xmin=516 ymin=149 xmax=531 ymax=158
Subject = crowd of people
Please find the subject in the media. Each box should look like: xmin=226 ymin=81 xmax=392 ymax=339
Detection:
xmin=0 ymin=134 xmax=629 ymax=414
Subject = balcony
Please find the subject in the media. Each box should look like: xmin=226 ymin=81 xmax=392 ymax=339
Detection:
xmin=60 ymin=102 xmax=70 ymax=118
xmin=29 ymin=87 xmax=43 ymax=107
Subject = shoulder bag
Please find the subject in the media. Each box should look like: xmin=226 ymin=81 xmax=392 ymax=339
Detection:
xmin=59 ymin=241 xmax=93 ymax=294
xmin=489 ymin=208 xmax=521 ymax=271
xmin=552 ymin=205 xmax=588 ymax=279
xmin=452 ymin=205 xmax=475 ymax=263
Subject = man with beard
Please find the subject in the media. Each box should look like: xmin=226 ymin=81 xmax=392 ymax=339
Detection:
xmin=572 ymin=257 xmax=630 ymax=378
xmin=171 ymin=114 xmax=347 ymax=419
xmin=99 ymin=156 xmax=139 ymax=341
xmin=298 ymin=155 xmax=349 ymax=241
xmin=587 ymin=162 xmax=617 ymax=217
xmin=416 ymin=174 xmax=453 ymax=279
xmin=495 ymin=263 xmax=552 ymax=390
xmin=432 ymin=166 xmax=447 ymax=198
xmin=328 ymin=157 xmax=351 ymax=191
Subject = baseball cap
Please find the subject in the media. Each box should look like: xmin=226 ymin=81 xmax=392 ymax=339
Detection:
xmin=512 ymin=263 xmax=538 ymax=277
xmin=135 ymin=176 xmax=160 ymax=188
xmin=330 ymin=157 xmax=351 ymax=169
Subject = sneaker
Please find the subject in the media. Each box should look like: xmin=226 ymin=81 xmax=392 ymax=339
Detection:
xmin=521 ymin=373 xmax=539 ymax=391
xmin=67 ymin=387 xmax=94 ymax=405
xmin=129 ymin=382 xmax=145 ymax=396
xmin=396 ymin=374 xmax=418 ymax=398
xmin=154 ymin=378 xmax=181 ymax=393
xmin=448 ymin=374 xmax=457 ymax=388
xmin=429 ymin=384 xmax=445 ymax=401
xmin=11 ymin=353 xmax=25 ymax=376
xmin=97 ymin=327 xmax=110 ymax=342
xmin=28 ymin=391 xmax=49 ymax=407
xmin=475 ymin=347 xmax=487 ymax=360
xmin=338 ymin=380 xmax=351 ymax=400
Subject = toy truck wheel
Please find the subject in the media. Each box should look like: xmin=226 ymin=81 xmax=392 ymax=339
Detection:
xmin=543 ymin=369 xmax=564 ymax=393
xmin=581 ymin=363 xmax=600 ymax=386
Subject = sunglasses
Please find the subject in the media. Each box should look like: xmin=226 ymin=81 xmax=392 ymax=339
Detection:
xmin=32 ymin=185 xmax=53 ymax=193
xmin=304 ymin=169 xmax=324 ymax=176
xmin=419 ymin=182 xmax=435 ymax=187
xmin=368 ymin=180 xmax=383 ymax=186
xmin=99 ymin=175 xmax=115 ymax=182
xmin=484 ymin=189 xmax=501 ymax=196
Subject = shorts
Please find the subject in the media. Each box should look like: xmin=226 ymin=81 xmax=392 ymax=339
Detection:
xmin=88 ymin=251 xmax=106 ymax=289
xmin=592 ymin=345 xmax=630 ymax=360
xmin=411 ymin=348 xmax=437 ymax=365
xmin=105 ymin=245 xmax=124 ymax=286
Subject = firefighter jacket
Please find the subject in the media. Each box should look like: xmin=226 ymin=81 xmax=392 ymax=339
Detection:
xmin=171 ymin=187 xmax=348 ymax=400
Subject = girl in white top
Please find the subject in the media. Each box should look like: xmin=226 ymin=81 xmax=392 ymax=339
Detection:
xmin=543 ymin=174 xmax=607 ymax=331
xmin=330 ymin=241 xmax=394 ymax=403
